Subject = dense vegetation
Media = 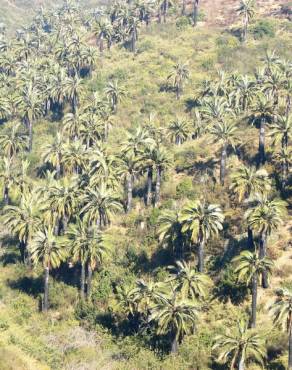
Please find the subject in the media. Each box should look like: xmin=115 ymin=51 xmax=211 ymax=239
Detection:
xmin=0 ymin=0 xmax=291 ymax=369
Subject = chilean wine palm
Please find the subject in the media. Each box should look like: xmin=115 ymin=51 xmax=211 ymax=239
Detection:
xmin=167 ymin=62 xmax=189 ymax=100
xmin=0 ymin=122 xmax=28 ymax=160
xmin=237 ymin=0 xmax=255 ymax=42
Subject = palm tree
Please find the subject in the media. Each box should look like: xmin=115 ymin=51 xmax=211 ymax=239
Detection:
xmin=93 ymin=18 xmax=113 ymax=53
xmin=180 ymin=200 xmax=224 ymax=272
xmin=269 ymin=114 xmax=291 ymax=151
xmin=246 ymin=196 xmax=287 ymax=288
xmin=127 ymin=15 xmax=140 ymax=53
xmin=168 ymin=118 xmax=191 ymax=145
xmin=132 ymin=279 xmax=167 ymax=315
xmin=0 ymin=122 xmax=28 ymax=160
xmin=152 ymin=146 xmax=172 ymax=206
xmin=237 ymin=0 xmax=255 ymax=42
xmin=158 ymin=209 xmax=185 ymax=259
xmin=149 ymin=293 xmax=198 ymax=353
xmin=119 ymin=152 xmax=141 ymax=212
xmin=31 ymin=227 xmax=66 ymax=311
xmin=168 ymin=62 xmax=190 ymax=100
xmin=233 ymin=250 xmax=273 ymax=328
xmin=62 ymin=140 xmax=87 ymax=174
xmin=3 ymin=192 xmax=42 ymax=263
xmin=230 ymin=165 xmax=271 ymax=248
xmin=210 ymin=121 xmax=238 ymax=185
xmin=192 ymin=0 xmax=200 ymax=26
xmin=42 ymin=133 xmax=65 ymax=178
xmin=104 ymin=80 xmax=126 ymax=113
xmin=0 ymin=157 xmax=15 ymax=205
xmin=81 ymin=183 xmax=122 ymax=228
xmin=252 ymin=94 xmax=274 ymax=166
xmin=63 ymin=75 xmax=84 ymax=113
xmin=213 ymin=319 xmax=266 ymax=370
xmin=269 ymin=288 xmax=292 ymax=370
xmin=169 ymin=260 xmax=211 ymax=301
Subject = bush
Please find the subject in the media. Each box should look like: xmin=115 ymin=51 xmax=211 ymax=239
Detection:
xmin=251 ymin=20 xmax=275 ymax=39
xmin=176 ymin=16 xmax=191 ymax=29
xmin=176 ymin=177 xmax=194 ymax=199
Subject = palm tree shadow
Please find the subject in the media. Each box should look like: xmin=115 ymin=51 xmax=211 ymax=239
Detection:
xmin=7 ymin=276 xmax=43 ymax=297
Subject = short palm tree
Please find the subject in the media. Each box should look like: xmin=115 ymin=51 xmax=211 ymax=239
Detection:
xmin=213 ymin=319 xmax=266 ymax=369
xmin=132 ymin=279 xmax=167 ymax=315
xmin=104 ymin=80 xmax=126 ymax=113
xmin=237 ymin=0 xmax=255 ymax=42
xmin=210 ymin=121 xmax=238 ymax=185
xmin=269 ymin=114 xmax=291 ymax=151
xmin=269 ymin=288 xmax=292 ymax=369
xmin=0 ymin=122 xmax=28 ymax=160
xmin=168 ymin=62 xmax=190 ymax=100
xmin=42 ymin=133 xmax=65 ymax=178
xmin=168 ymin=118 xmax=191 ymax=145
xmin=233 ymin=250 xmax=273 ymax=328
xmin=149 ymin=293 xmax=198 ymax=353
xmin=31 ymin=227 xmax=66 ymax=311
xmin=180 ymin=200 xmax=224 ymax=272
xmin=0 ymin=157 xmax=15 ymax=205
xmin=169 ymin=260 xmax=212 ymax=301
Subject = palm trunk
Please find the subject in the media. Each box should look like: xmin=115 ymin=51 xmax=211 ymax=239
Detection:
xmin=28 ymin=119 xmax=33 ymax=152
xmin=146 ymin=167 xmax=153 ymax=206
xmin=220 ymin=143 xmax=227 ymax=186
xmin=289 ymin=327 xmax=292 ymax=370
xmin=247 ymin=226 xmax=254 ymax=249
xmin=258 ymin=118 xmax=266 ymax=166
xmin=238 ymin=354 xmax=245 ymax=370
xmin=19 ymin=240 xmax=26 ymax=263
xmin=198 ymin=233 xmax=204 ymax=273
xmin=43 ymin=266 xmax=49 ymax=312
xmin=259 ymin=232 xmax=269 ymax=288
xmin=163 ymin=0 xmax=168 ymax=23
xmin=243 ymin=14 xmax=248 ymax=42
xmin=193 ymin=0 xmax=199 ymax=26
xmin=251 ymin=274 xmax=257 ymax=328
xmin=171 ymin=335 xmax=178 ymax=354
xmin=80 ymin=262 xmax=85 ymax=300
xmin=87 ymin=263 xmax=92 ymax=300
xmin=182 ymin=0 xmax=186 ymax=15
xmin=56 ymin=153 xmax=61 ymax=179
xmin=126 ymin=175 xmax=133 ymax=213
xmin=154 ymin=167 xmax=161 ymax=207
xmin=3 ymin=185 xmax=9 ymax=205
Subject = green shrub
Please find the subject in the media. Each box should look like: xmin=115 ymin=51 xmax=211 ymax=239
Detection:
xmin=49 ymin=281 xmax=78 ymax=310
xmin=176 ymin=16 xmax=191 ymax=29
xmin=137 ymin=40 xmax=154 ymax=54
xmin=251 ymin=20 xmax=275 ymax=39
xmin=176 ymin=177 xmax=194 ymax=199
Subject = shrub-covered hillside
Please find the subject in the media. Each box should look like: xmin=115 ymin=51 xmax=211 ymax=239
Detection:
xmin=0 ymin=0 xmax=291 ymax=369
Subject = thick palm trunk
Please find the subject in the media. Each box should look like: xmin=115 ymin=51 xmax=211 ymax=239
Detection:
xmin=80 ymin=262 xmax=85 ymax=300
xmin=251 ymin=274 xmax=257 ymax=328
xmin=171 ymin=335 xmax=178 ymax=354
xmin=43 ymin=266 xmax=49 ymax=312
xmin=198 ymin=236 xmax=204 ymax=273
xmin=3 ymin=185 xmax=9 ymax=205
xmin=247 ymin=226 xmax=254 ymax=249
xmin=193 ymin=0 xmax=199 ymax=26
xmin=239 ymin=355 xmax=245 ymax=370
xmin=220 ymin=143 xmax=227 ymax=186
xmin=259 ymin=232 xmax=269 ymax=288
xmin=243 ymin=14 xmax=248 ymax=42
xmin=146 ymin=167 xmax=153 ymax=206
xmin=126 ymin=175 xmax=133 ymax=213
xmin=289 ymin=328 xmax=292 ymax=370
xmin=154 ymin=168 xmax=161 ymax=207
xmin=163 ymin=0 xmax=168 ymax=23
xmin=258 ymin=118 xmax=266 ymax=166
xmin=87 ymin=263 xmax=92 ymax=300
xmin=19 ymin=240 xmax=26 ymax=263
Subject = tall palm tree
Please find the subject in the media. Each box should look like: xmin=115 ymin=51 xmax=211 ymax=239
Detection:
xmin=3 ymin=191 xmax=42 ymax=263
xmin=152 ymin=146 xmax=172 ymax=206
xmin=213 ymin=319 xmax=266 ymax=370
xmin=0 ymin=157 xmax=15 ymax=205
xmin=210 ymin=121 xmax=238 ymax=185
xmin=93 ymin=18 xmax=113 ymax=53
xmin=63 ymin=75 xmax=84 ymax=114
xmin=62 ymin=140 xmax=87 ymax=174
xmin=0 ymin=122 xmax=28 ymax=160
xmin=233 ymin=250 xmax=273 ymax=328
xmin=168 ymin=118 xmax=191 ymax=145
xmin=149 ymin=293 xmax=198 ymax=353
xmin=230 ymin=165 xmax=271 ymax=248
xmin=169 ymin=260 xmax=211 ymax=301
xmin=180 ymin=200 xmax=224 ymax=272
xmin=168 ymin=62 xmax=190 ymax=100
xmin=104 ymin=80 xmax=126 ymax=113
xmin=246 ymin=196 xmax=287 ymax=288
xmin=269 ymin=288 xmax=292 ymax=370
xmin=192 ymin=0 xmax=200 ymax=26
xmin=237 ymin=0 xmax=255 ymax=42
xmin=252 ymin=94 xmax=274 ymax=166
xmin=31 ymin=227 xmax=66 ymax=311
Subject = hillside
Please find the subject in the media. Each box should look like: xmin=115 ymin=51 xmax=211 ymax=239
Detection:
xmin=0 ymin=0 xmax=292 ymax=369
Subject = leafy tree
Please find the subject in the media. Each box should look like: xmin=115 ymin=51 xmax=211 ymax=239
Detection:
xmin=213 ymin=319 xmax=266 ymax=370
xmin=233 ymin=250 xmax=273 ymax=328
xmin=269 ymin=288 xmax=292 ymax=370
xmin=210 ymin=121 xmax=238 ymax=185
xmin=42 ymin=133 xmax=65 ymax=178
xmin=168 ymin=118 xmax=191 ymax=145
xmin=0 ymin=122 xmax=28 ymax=160
xmin=167 ymin=62 xmax=190 ymax=100
xmin=169 ymin=260 xmax=211 ymax=300
xmin=31 ymin=227 xmax=66 ymax=311
xmin=93 ymin=18 xmax=113 ymax=53
xmin=104 ymin=80 xmax=126 ymax=113
xmin=237 ymin=0 xmax=255 ymax=42
xmin=149 ymin=293 xmax=198 ymax=353
xmin=180 ymin=200 xmax=224 ymax=272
